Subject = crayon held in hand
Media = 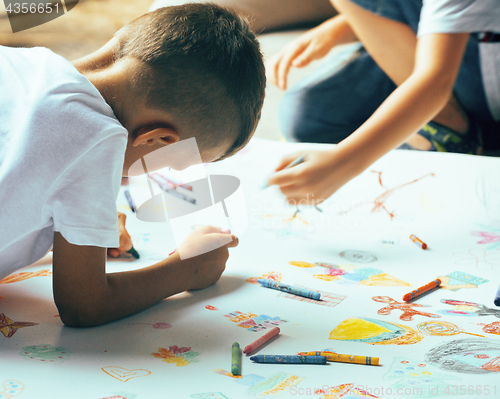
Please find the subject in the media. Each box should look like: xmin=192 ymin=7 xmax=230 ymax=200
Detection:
xmin=124 ymin=189 xmax=136 ymax=212
xmin=250 ymin=355 xmax=326 ymax=364
xmin=403 ymin=279 xmax=441 ymax=301
xmin=257 ymin=279 xmax=321 ymax=300
xmin=298 ymin=351 xmax=379 ymax=366
xmin=262 ymin=155 xmax=305 ymax=189
xmin=410 ymin=234 xmax=427 ymax=249
xmin=243 ymin=327 xmax=280 ymax=354
xmin=231 ymin=342 xmax=241 ymax=375
xmin=127 ymin=246 xmax=140 ymax=259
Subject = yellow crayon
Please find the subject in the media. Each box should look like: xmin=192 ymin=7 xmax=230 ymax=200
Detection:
xmin=298 ymin=351 xmax=379 ymax=366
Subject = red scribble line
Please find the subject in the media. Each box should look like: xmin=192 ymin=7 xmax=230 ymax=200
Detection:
xmin=339 ymin=172 xmax=435 ymax=220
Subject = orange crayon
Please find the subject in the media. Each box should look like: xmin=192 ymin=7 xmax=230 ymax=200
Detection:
xmin=403 ymin=279 xmax=441 ymax=301
xmin=410 ymin=234 xmax=427 ymax=249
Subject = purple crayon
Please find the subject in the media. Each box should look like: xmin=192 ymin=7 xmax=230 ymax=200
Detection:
xmin=250 ymin=355 xmax=326 ymax=364
xmin=257 ymin=279 xmax=321 ymax=300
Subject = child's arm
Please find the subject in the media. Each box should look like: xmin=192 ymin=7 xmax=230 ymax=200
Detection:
xmin=267 ymin=32 xmax=470 ymax=203
xmin=269 ymin=14 xmax=358 ymax=90
xmin=52 ymin=226 xmax=238 ymax=327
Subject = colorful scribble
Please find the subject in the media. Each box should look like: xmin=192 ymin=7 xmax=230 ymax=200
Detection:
xmin=417 ymin=321 xmax=485 ymax=338
xmin=426 ymin=339 xmax=500 ymax=374
xmin=340 ymin=250 xmax=377 ymax=264
xmin=383 ymin=357 xmax=460 ymax=398
xmin=259 ymin=211 xmax=315 ymax=240
xmin=471 ymin=223 xmax=500 ymax=250
xmin=151 ymin=345 xmax=200 ymax=367
xmin=339 ymin=171 xmax=434 ymax=220
xmin=373 ymin=296 xmax=440 ymax=321
xmin=438 ymin=299 xmax=500 ymax=318
xmin=320 ymin=383 xmax=379 ymax=398
xmin=224 ymin=311 xmax=287 ymax=332
xmin=246 ymin=271 xmax=282 ymax=284
xmin=453 ymin=248 xmax=500 ymax=271
xmin=205 ymin=305 xmax=219 ymax=311
xmin=277 ymin=287 xmax=346 ymax=307
xmin=101 ymin=366 xmax=151 ymax=382
xmin=213 ymin=369 xmax=304 ymax=397
xmin=212 ymin=369 xmax=244 ymax=380
xmin=329 ymin=317 xmax=423 ymax=345
xmin=289 ymin=261 xmax=410 ymax=286
xmin=0 ymin=380 xmax=24 ymax=399
xmin=20 ymin=344 xmax=70 ymax=362
xmin=478 ymin=321 xmax=500 ymax=335
xmin=100 ymin=392 xmax=137 ymax=399
xmin=0 ymin=313 xmax=38 ymax=338
xmin=437 ymin=271 xmax=488 ymax=291
xmin=0 ymin=269 xmax=51 ymax=284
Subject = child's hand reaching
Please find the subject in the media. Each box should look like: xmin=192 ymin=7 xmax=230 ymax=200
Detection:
xmin=173 ymin=226 xmax=239 ymax=290
xmin=107 ymin=212 xmax=133 ymax=258
xmin=266 ymin=146 xmax=365 ymax=205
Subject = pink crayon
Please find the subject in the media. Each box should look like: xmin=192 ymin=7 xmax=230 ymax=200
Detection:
xmin=243 ymin=327 xmax=280 ymax=354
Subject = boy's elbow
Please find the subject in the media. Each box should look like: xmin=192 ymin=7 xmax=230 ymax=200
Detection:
xmin=56 ymin=302 xmax=107 ymax=328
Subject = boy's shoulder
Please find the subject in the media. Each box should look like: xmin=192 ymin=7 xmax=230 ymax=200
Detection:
xmin=1 ymin=45 xmax=127 ymax=154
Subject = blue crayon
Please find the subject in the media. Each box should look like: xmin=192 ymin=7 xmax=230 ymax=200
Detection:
xmin=250 ymin=355 xmax=326 ymax=364
xmin=494 ymin=283 xmax=500 ymax=307
xmin=124 ymin=190 xmax=136 ymax=212
xmin=257 ymin=279 xmax=321 ymax=300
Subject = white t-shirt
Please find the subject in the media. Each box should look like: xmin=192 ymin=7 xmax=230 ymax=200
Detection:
xmin=418 ymin=0 xmax=500 ymax=121
xmin=0 ymin=46 xmax=128 ymax=280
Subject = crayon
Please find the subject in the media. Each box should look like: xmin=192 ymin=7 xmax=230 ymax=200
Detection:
xmin=250 ymin=355 xmax=326 ymax=364
xmin=403 ymin=279 xmax=441 ymax=301
xmin=149 ymin=173 xmax=196 ymax=204
xmin=243 ymin=327 xmax=280 ymax=354
xmin=410 ymin=234 xmax=427 ymax=250
xmin=494 ymin=283 xmax=500 ymax=307
xmin=127 ymin=247 xmax=140 ymax=259
xmin=158 ymin=174 xmax=193 ymax=191
xmin=262 ymin=155 xmax=305 ymax=189
xmin=257 ymin=279 xmax=321 ymax=300
xmin=124 ymin=190 xmax=136 ymax=212
xmin=298 ymin=351 xmax=379 ymax=366
xmin=231 ymin=342 xmax=241 ymax=375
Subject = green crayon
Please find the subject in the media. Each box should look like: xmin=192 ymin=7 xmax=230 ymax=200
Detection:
xmin=127 ymin=246 xmax=140 ymax=259
xmin=231 ymin=342 xmax=241 ymax=375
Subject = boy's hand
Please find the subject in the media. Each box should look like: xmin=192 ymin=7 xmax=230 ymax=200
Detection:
xmin=269 ymin=16 xmax=355 ymax=90
xmin=107 ymin=212 xmax=133 ymax=257
xmin=174 ymin=226 xmax=238 ymax=290
xmin=266 ymin=147 xmax=364 ymax=205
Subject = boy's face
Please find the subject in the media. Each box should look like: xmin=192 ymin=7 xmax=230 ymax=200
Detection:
xmin=123 ymin=132 xmax=233 ymax=177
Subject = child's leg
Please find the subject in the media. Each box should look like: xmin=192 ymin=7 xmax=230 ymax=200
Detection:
xmin=279 ymin=44 xmax=396 ymax=144
xmin=332 ymin=0 xmax=478 ymax=152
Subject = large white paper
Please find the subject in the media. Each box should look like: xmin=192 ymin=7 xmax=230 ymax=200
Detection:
xmin=1 ymin=138 xmax=499 ymax=399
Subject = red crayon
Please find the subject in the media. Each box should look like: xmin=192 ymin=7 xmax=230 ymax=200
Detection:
xmin=243 ymin=327 xmax=280 ymax=354
xmin=403 ymin=279 xmax=441 ymax=301
xmin=410 ymin=234 xmax=427 ymax=249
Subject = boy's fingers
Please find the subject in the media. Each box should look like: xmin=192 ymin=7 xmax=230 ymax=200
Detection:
xmin=227 ymin=235 xmax=239 ymax=248
xmin=267 ymin=167 xmax=301 ymax=187
xmin=277 ymin=44 xmax=306 ymax=90
xmin=197 ymin=225 xmax=223 ymax=234
xmin=274 ymin=152 xmax=305 ymax=171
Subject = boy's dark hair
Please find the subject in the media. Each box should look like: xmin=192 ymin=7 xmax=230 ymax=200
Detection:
xmin=115 ymin=3 xmax=266 ymax=159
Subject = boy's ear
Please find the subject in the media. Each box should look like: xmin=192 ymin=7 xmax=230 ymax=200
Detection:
xmin=132 ymin=126 xmax=179 ymax=147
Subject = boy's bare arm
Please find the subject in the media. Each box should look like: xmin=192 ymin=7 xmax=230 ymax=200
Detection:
xmin=267 ymin=33 xmax=470 ymax=203
xmin=270 ymin=14 xmax=357 ymax=90
xmin=52 ymin=227 xmax=238 ymax=327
